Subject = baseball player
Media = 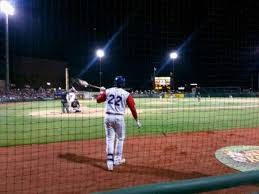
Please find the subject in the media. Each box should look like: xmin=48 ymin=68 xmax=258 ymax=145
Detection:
xmin=96 ymin=76 xmax=141 ymax=171
xmin=66 ymin=87 xmax=77 ymax=112
xmin=195 ymin=86 xmax=201 ymax=102
xmin=71 ymin=98 xmax=81 ymax=113
xmin=61 ymin=91 xmax=69 ymax=113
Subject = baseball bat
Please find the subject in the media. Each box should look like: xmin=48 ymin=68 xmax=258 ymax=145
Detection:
xmin=87 ymin=83 xmax=101 ymax=90
xmin=72 ymin=78 xmax=101 ymax=90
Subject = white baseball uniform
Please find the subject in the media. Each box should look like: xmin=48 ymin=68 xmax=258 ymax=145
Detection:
xmin=97 ymin=87 xmax=138 ymax=165
xmin=66 ymin=92 xmax=76 ymax=112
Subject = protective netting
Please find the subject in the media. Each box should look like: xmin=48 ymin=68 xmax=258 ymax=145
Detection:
xmin=0 ymin=0 xmax=259 ymax=194
xmin=0 ymin=93 xmax=259 ymax=193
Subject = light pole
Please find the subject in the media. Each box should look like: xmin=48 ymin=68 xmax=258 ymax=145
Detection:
xmin=0 ymin=0 xmax=14 ymax=92
xmin=153 ymin=67 xmax=156 ymax=90
xmin=96 ymin=49 xmax=105 ymax=87
xmin=169 ymin=52 xmax=178 ymax=92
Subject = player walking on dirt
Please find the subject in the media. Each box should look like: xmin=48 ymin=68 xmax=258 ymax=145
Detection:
xmin=97 ymin=76 xmax=141 ymax=171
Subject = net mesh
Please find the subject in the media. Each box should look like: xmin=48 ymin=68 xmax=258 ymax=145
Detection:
xmin=1 ymin=91 xmax=259 ymax=193
xmin=0 ymin=0 xmax=259 ymax=194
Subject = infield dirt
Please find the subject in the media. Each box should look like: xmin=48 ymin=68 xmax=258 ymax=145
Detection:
xmin=0 ymin=128 xmax=259 ymax=193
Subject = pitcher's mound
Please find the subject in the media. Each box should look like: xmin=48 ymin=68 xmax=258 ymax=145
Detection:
xmin=30 ymin=107 xmax=104 ymax=118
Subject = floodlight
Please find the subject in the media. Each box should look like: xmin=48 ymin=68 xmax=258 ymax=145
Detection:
xmin=170 ymin=52 xmax=178 ymax=60
xmin=96 ymin=49 xmax=105 ymax=58
xmin=0 ymin=1 xmax=15 ymax=15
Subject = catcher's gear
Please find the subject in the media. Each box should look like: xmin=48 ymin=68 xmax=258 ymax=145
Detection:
xmin=114 ymin=76 xmax=125 ymax=88
xmin=70 ymin=99 xmax=81 ymax=113
xmin=71 ymin=99 xmax=80 ymax=108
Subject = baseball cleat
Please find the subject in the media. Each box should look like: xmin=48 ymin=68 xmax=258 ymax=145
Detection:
xmin=107 ymin=160 xmax=113 ymax=171
xmin=114 ymin=158 xmax=126 ymax=166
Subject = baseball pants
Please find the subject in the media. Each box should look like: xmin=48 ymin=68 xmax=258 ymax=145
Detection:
xmin=104 ymin=114 xmax=125 ymax=162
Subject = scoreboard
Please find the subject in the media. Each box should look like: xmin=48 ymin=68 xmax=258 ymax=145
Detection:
xmin=154 ymin=77 xmax=171 ymax=91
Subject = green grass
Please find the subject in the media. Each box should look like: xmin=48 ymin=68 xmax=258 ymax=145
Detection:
xmin=0 ymin=97 xmax=259 ymax=147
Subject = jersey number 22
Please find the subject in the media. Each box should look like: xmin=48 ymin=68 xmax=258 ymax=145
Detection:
xmin=108 ymin=95 xmax=122 ymax=106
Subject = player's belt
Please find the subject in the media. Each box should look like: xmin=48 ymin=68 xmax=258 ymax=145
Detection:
xmin=106 ymin=112 xmax=123 ymax=116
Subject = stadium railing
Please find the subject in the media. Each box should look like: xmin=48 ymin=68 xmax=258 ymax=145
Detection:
xmin=95 ymin=170 xmax=259 ymax=194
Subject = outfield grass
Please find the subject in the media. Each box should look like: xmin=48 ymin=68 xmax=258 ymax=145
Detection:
xmin=0 ymin=97 xmax=258 ymax=147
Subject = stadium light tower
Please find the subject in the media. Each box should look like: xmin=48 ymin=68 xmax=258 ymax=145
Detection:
xmin=0 ymin=0 xmax=15 ymax=92
xmin=169 ymin=52 xmax=178 ymax=92
xmin=96 ymin=49 xmax=105 ymax=87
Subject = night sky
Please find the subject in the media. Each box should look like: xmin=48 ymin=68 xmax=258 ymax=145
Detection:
xmin=1 ymin=0 xmax=259 ymax=89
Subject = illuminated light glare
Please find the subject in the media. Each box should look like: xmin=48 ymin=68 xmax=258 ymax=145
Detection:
xmin=96 ymin=49 xmax=105 ymax=58
xmin=170 ymin=52 xmax=178 ymax=59
xmin=0 ymin=0 xmax=15 ymax=15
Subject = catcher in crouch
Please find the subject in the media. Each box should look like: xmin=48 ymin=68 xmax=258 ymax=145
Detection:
xmin=96 ymin=76 xmax=141 ymax=171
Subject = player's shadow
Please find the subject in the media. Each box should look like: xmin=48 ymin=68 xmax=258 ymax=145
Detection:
xmin=58 ymin=153 xmax=107 ymax=170
xmin=58 ymin=153 xmax=208 ymax=180
xmin=116 ymin=163 xmax=208 ymax=180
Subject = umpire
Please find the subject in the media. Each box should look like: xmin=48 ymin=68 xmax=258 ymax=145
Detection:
xmin=61 ymin=91 xmax=69 ymax=113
